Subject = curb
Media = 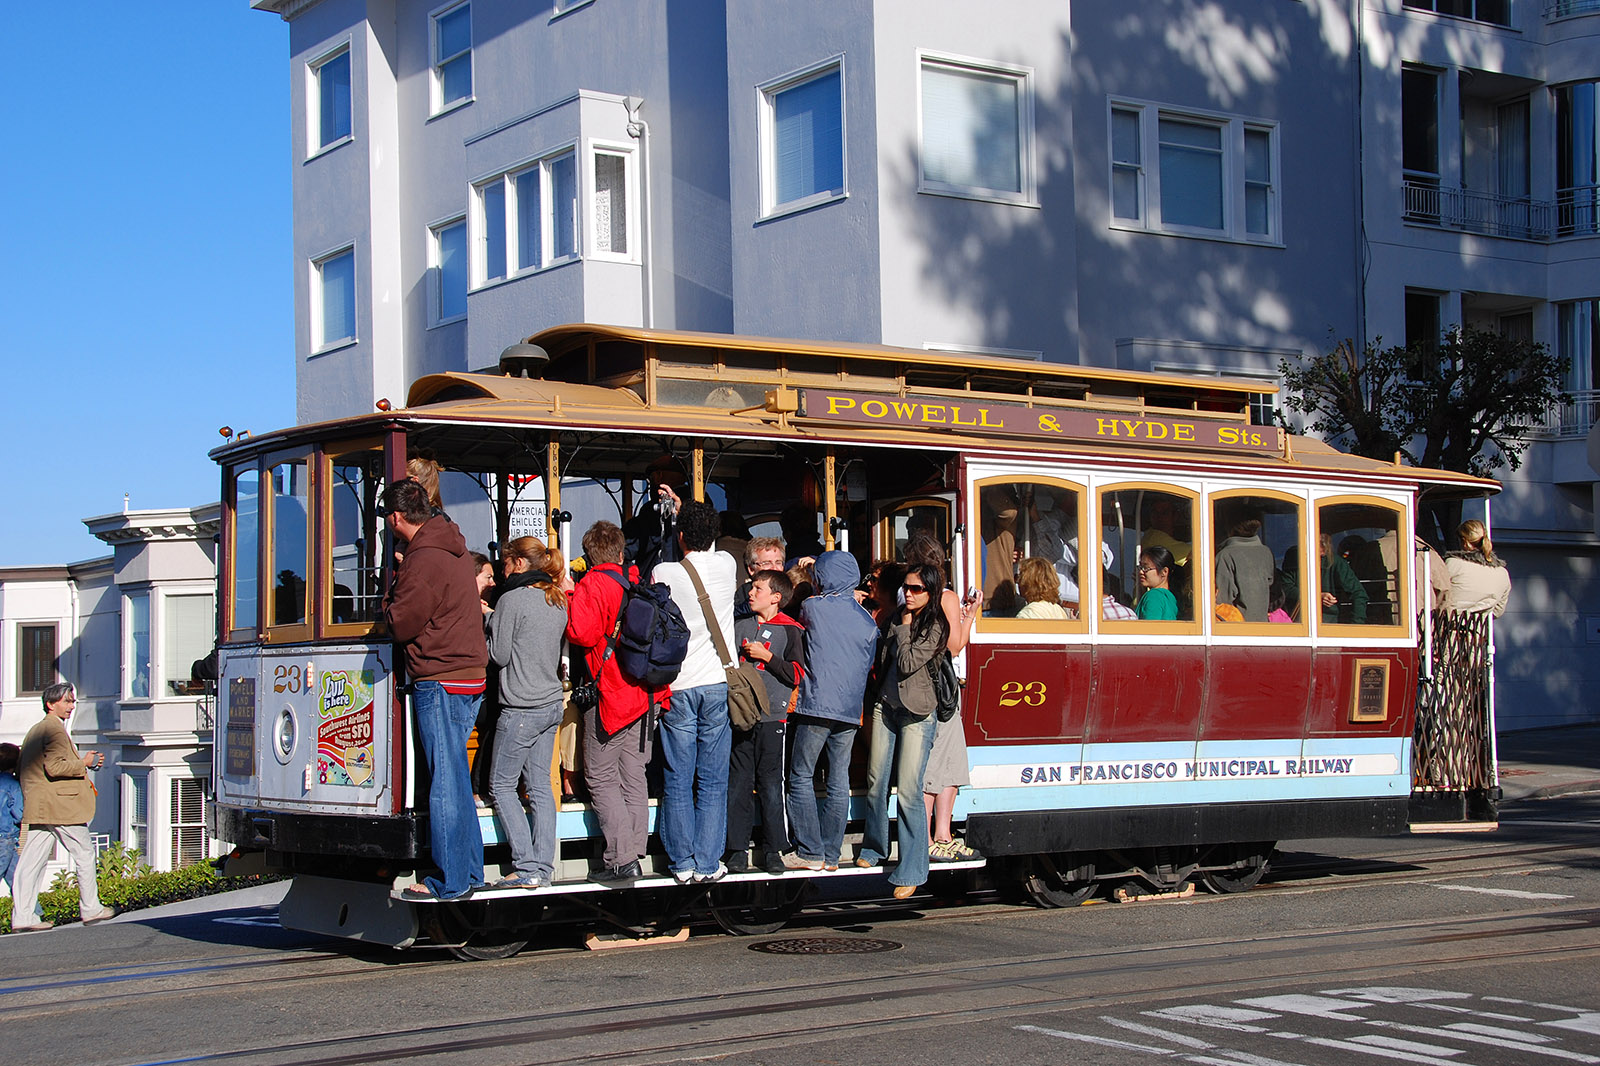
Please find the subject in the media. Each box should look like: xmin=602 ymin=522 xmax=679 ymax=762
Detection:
xmin=1500 ymin=778 xmax=1600 ymax=804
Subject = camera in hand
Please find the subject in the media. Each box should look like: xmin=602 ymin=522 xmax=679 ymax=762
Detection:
xmin=571 ymin=680 xmax=600 ymax=711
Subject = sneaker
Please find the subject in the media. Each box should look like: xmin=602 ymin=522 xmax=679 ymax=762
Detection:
xmin=693 ymin=862 xmax=728 ymax=884
xmin=82 ymin=908 xmax=118 ymax=925
xmin=671 ymin=866 xmax=696 ymax=884
xmin=723 ymin=851 xmax=750 ymax=874
xmin=12 ymin=922 xmax=53 ymax=933
xmin=929 ymin=839 xmax=958 ymax=863
xmin=764 ymin=853 xmax=788 ymax=876
xmin=493 ymin=873 xmax=545 ymax=890
xmin=781 ymin=851 xmax=824 ymax=871
xmin=944 ymin=837 xmax=982 ymax=861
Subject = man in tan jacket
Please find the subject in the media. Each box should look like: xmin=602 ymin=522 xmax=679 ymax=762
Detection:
xmin=10 ymin=683 xmax=114 ymax=932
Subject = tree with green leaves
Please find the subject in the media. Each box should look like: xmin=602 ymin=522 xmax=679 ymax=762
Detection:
xmin=1279 ymin=326 xmax=1568 ymax=541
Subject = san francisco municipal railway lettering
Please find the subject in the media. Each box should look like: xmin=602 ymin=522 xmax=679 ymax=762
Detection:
xmin=978 ymin=755 xmax=1386 ymax=788
xmin=795 ymin=388 xmax=1283 ymax=455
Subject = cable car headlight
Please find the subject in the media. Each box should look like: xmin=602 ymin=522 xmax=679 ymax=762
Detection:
xmin=274 ymin=708 xmax=298 ymax=764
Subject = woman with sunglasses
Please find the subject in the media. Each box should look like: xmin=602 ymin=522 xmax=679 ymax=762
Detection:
xmin=1136 ymin=545 xmax=1179 ymax=621
xmin=856 ymin=563 xmax=950 ymax=899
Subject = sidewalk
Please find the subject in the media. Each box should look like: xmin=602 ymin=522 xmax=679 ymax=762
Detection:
xmin=1494 ymin=723 xmax=1600 ymax=802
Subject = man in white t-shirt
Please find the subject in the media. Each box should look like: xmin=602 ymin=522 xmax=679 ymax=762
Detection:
xmin=651 ymin=500 xmax=739 ymax=884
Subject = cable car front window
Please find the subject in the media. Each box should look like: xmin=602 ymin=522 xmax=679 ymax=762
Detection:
xmin=270 ymin=459 xmax=310 ymax=627
xmin=231 ymin=466 xmax=261 ymax=637
xmin=328 ymin=444 xmax=386 ymax=627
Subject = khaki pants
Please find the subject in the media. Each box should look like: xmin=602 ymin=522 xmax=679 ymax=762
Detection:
xmin=12 ymin=823 xmax=103 ymax=925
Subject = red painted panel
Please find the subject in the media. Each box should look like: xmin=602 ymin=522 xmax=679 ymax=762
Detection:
xmin=1087 ymin=645 xmax=1206 ymax=744
xmin=1202 ymin=647 xmax=1313 ymax=740
xmin=1307 ymin=648 xmax=1416 ymax=738
xmin=968 ymin=646 xmax=1092 ymax=743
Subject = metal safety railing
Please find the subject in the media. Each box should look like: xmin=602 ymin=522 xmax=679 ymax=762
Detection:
xmin=1556 ymin=185 xmax=1599 ymax=237
xmin=1545 ymin=0 xmax=1600 ymax=18
xmin=1414 ymin=609 xmax=1495 ymax=792
xmin=1402 ymin=179 xmax=1556 ymax=240
xmin=1526 ymin=389 xmax=1600 ymax=439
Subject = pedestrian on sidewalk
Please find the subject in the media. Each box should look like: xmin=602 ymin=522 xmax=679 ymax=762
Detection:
xmin=10 ymin=683 xmax=116 ymax=932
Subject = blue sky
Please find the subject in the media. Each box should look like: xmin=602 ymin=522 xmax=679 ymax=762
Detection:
xmin=0 ymin=4 xmax=292 ymax=566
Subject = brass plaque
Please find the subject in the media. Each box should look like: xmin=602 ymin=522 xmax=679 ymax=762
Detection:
xmin=1350 ymin=659 xmax=1390 ymax=723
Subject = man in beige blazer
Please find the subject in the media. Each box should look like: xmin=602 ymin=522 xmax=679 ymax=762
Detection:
xmin=10 ymin=682 xmax=114 ymax=932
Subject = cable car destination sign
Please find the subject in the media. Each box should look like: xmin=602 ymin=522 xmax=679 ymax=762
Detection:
xmin=793 ymin=388 xmax=1282 ymax=455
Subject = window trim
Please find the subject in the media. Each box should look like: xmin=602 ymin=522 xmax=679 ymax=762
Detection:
xmin=470 ymin=145 xmax=582 ymax=289
xmin=305 ymin=40 xmax=354 ymax=160
xmin=1206 ymin=486 xmax=1309 ymax=638
xmin=321 ymin=437 xmax=389 ymax=640
xmin=587 ymin=139 xmax=639 ymax=264
xmin=1107 ymin=97 xmax=1283 ymax=246
xmin=757 ymin=55 xmax=849 ymax=220
xmin=427 ymin=214 xmax=468 ymax=327
xmin=124 ymin=771 xmax=150 ymax=866
xmin=16 ymin=621 xmax=59 ymax=697
xmin=1313 ymin=494 xmax=1412 ymax=639
xmin=226 ymin=461 xmax=263 ymax=642
xmin=428 ymin=0 xmax=474 ymax=118
xmin=263 ymin=450 xmax=315 ymax=646
xmin=916 ymin=50 xmax=1037 ymax=207
xmin=310 ymin=244 xmax=358 ymax=355
xmin=160 ymin=591 xmax=216 ymax=699
xmin=124 ymin=589 xmax=153 ymax=702
xmin=1095 ymin=482 xmax=1204 ymax=638
xmin=968 ymin=474 xmax=1090 ymax=637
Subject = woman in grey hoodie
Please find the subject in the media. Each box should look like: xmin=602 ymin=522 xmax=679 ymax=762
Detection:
xmin=487 ymin=537 xmax=570 ymax=888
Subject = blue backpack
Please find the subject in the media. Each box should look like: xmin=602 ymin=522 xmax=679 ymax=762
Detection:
xmin=598 ymin=570 xmax=689 ymax=688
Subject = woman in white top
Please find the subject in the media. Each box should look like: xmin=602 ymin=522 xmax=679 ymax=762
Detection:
xmin=1016 ymin=557 xmax=1071 ymax=620
xmin=1445 ymin=519 xmax=1510 ymax=617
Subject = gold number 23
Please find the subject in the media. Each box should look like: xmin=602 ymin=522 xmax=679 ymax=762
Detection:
xmin=998 ymin=681 xmax=1047 ymax=707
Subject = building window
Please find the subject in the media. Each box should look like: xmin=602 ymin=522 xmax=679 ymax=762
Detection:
xmin=309 ymin=45 xmax=351 ymax=152
xmin=429 ymin=217 xmax=467 ymax=323
xmin=127 ymin=773 xmax=149 ymax=861
xmin=592 ymin=149 xmax=630 ymax=257
xmin=473 ymin=151 xmax=578 ymax=286
xmin=1108 ymin=100 xmax=1279 ymax=242
xmin=759 ymin=59 xmax=845 ymax=216
xmin=918 ymin=55 xmax=1033 ymax=203
xmin=1559 ymin=300 xmax=1600 ymax=394
xmin=312 ymin=247 xmax=356 ymax=350
xmin=17 ymin=623 xmax=57 ymax=695
xmin=1556 ymin=82 xmax=1599 ymax=238
xmin=162 ymin=594 xmax=215 ymax=698
xmin=430 ymin=1 xmax=472 ymax=114
xmin=171 ymin=778 xmax=209 ymax=866
xmin=127 ymin=592 xmax=151 ymax=700
xmin=1401 ymin=0 xmax=1511 ymax=26
xmin=1405 ymin=289 xmax=1443 ymax=352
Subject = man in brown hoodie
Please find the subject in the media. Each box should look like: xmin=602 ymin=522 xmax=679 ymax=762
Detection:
xmin=382 ymin=479 xmax=488 ymax=900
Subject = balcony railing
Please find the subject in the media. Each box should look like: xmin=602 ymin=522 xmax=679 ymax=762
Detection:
xmin=1545 ymin=0 xmax=1600 ymax=19
xmin=1528 ymin=389 xmax=1600 ymax=439
xmin=1556 ymin=185 xmax=1599 ymax=237
xmin=1403 ymin=180 xmax=1555 ymax=240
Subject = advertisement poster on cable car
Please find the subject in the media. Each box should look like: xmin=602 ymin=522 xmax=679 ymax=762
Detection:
xmin=316 ymin=669 xmax=376 ymax=788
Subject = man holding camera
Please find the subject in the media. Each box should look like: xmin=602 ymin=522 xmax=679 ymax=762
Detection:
xmin=566 ymin=520 xmax=660 ymax=883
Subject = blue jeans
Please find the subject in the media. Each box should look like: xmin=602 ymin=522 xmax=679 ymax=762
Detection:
xmin=657 ymin=683 xmax=732 ymax=875
xmin=0 ymin=835 xmax=16 ymax=895
xmin=412 ymin=680 xmax=485 ymax=898
xmin=859 ymin=702 xmax=937 ymax=887
xmin=489 ymin=704 xmax=562 ymax=881
xmin=786 ymin=715 xmax=858 ymax=865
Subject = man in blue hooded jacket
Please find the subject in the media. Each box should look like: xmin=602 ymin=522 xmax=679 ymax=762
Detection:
xmin=782 ymin=551 xmax=878 ymax=870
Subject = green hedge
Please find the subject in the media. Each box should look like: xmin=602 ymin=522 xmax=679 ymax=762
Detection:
xmin=2 ymin=843 xmax=283 ymax=934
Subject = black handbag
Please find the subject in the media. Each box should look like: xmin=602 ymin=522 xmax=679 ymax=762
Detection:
xmin=929 ymin=650 xmax=961 ymax=722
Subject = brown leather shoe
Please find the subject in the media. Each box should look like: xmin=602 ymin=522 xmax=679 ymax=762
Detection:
xmin=82 ymin=909 xmax=117 ymax=926
xmin=892 ymin=884 xmax=916 ymax=900
xmin=13 ymin=922 xmax=53 ymax=933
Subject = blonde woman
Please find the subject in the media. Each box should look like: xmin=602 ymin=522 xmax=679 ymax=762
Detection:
xmin=487 ymin=537 xmax=569 ymax=888
xmin=1016 ymin=557 xmax=1070 ymax=620
xmin=1445 ymin=519 xmax=1510 ymax=617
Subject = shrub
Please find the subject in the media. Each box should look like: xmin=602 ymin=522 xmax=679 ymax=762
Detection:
xmin=1 ymin=843 xmax=283 ymax=934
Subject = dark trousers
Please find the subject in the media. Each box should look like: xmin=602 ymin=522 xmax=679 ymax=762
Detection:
xmin=726 ymin=718 xmax=790 ymax=857
xmin=582 ymin=704 xmax=651 ymax=869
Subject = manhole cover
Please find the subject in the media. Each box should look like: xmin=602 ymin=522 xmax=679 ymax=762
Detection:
xmin=751 ymin=936 xmax=902 ymax=955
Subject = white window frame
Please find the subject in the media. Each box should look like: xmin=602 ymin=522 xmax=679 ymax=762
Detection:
xmin=16 ymin=621 xmax=59 ymax=697
xmin=428 ymin=0 xmax=473 ymax=117
xmin=305 ymin=40 xmax=353 ymax=158
xmin=124 ymin=771 xmax=149 ymax=864
xmin=916 ymin=51 xmax=1036 ymax=206
xmin=160 ymin=592 xmax=215 ymax=700
xmin=124 ymin=590 xmax=152 ymax=702
xmin=310 ymin=245 xmax=358 ymax=353
xmin=757 ymin=56 xmax=848 ymax=219
xmin=428 ymin=215 xmax=468 ymax=326
xmin=587 ymin=140 xmax=638 ymax=263
xmin=470 ymin=146 xmax=581 ymax=289
xmin=1108 ymin=97 xmax=1282 ymax=245
xmin=170 ymin=776 xmax=210 ymax=868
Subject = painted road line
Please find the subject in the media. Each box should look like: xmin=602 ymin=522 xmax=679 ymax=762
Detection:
xmin=1430 ymin=884 xmax=1572 ymax=900
xmin=1013 ymin=1024 xmax=1180 ymax=1055
xmin=1102 ymin=1017 xmax=1217 ymax=1049
xmin=1366 ymin=1021 xmax=1600 ymax=1063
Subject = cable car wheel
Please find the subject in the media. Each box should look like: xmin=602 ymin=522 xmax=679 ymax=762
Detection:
xmin=706 ymin=880 xmax=808 ymax=936
xmin=1197 ymin=841 xmax=1274 ymax=894
xmin=1021 ymin=853 xmax=1099 ymax=908
xmin=422 ymin=899 xmax=539 ymax=961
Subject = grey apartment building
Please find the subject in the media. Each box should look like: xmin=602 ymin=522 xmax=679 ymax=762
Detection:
xmin=252 ymin=0 xmax=1600 ymax=730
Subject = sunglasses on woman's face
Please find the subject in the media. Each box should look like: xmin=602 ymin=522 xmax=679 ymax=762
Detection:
xmin=903 ymin=583 xmax=927 ymax=593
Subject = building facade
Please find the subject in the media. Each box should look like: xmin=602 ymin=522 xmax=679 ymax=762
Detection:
xmin=251 ymin=0 xmax=1600 ymax=729
xmin=0 ymin=505 xmax=222 ymax=890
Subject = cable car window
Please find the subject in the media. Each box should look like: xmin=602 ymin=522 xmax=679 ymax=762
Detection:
xmin=1211 ymin=492 xmax=1304 ymax=627
xmin=270 ymin=459 xmax=310 ymax=628
xmin=1099 ymin=485 xmax=1198 ymax=626
xmin=1316 ymin=498 xmax=1407 ymax=630
xmin=884 ymin=498 xmax=950 ymax=561
xmin=977 ymin=479 xmax=1086 ymax=619
xmin=231 ymin=465 xmax=261 ymax=638
xmin=327 ymin=442 xmax=386 ymax=628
